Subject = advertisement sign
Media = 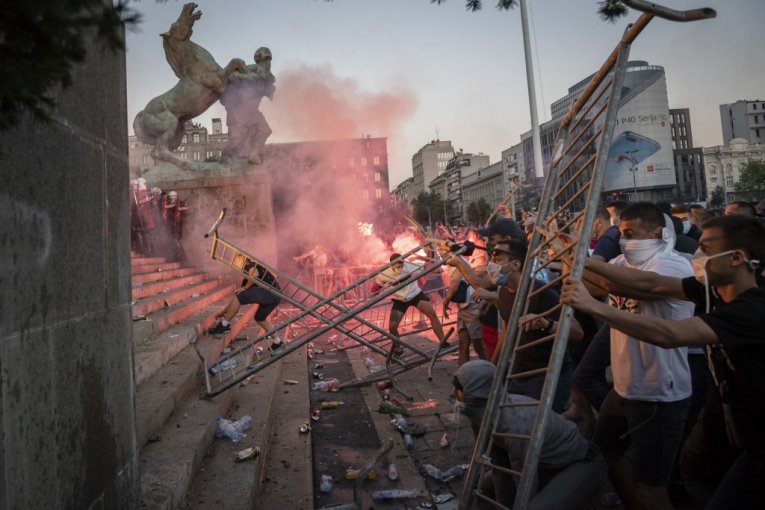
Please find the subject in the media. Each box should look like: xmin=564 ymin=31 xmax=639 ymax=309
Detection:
xmin=602 ymin=74 xmax=676 ymax=193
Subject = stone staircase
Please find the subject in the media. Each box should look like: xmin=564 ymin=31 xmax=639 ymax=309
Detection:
xmin=131 ymin=253 xmax=307 ymax=509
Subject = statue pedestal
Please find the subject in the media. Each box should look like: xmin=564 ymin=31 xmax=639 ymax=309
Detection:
xmin=144 ymin=162 xmax=277 ymax=274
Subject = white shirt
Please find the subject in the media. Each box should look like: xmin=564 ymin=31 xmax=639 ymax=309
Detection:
xmin=376 ymin=261 xmax=423 ymax=302
xmin=609 ymin=252 xmax=694 ymax=402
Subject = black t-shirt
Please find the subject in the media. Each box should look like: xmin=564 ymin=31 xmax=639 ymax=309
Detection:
xmin=242 ymin=261 xmax=279 ymax=290
xmin=682 ymin=277 xmax=765 ymax=459
xmin=498 ymin=283 xmax=562 ymax=373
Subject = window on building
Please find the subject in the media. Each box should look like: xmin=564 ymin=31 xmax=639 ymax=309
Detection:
xmin=363 ymin=190 xmax=369 ymax=199
xmin=193 ymin=133 xmax=200 ymax=143
xmin=142 ymin=155 xmax=150 ymax=165
xmin=755 ymin=115 xmax=759 ymax=123
xmin=361 ymin=157 xmax=367 ymax=167
xmin=672 ymin=141 xmax=676 ymax=150
xmin=193 ymin=151 xmax=201 ymax=161
xmin=375 ymin=189 xmax=382 ymax=199
xmin=757 ymin=128 xmax=761 ymax=138
xmin=709 ymin=165 xmax=716 ymax=175
xmin=374 ymin=171 xmax=381 ymax=182
xmin=726 ymin=176 xmax=734 ymax=187
xmin=182 ymin=135 xmax=187 ymax=144
xmin=373 ymin=156 xmax=380 ymax=166
xmin=348 ymin=158 xmax=355 ymax=167
xmin=754 ymin=103 xmax=758 ymax=110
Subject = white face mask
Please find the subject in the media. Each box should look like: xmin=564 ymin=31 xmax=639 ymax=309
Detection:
xmin=691 ymin=250 xmax=736 ymax=286
xmin=486 ymin=261 xmax=502 ymax=284
xmin=682 ymin=220 xmax=692 ymax=235
xmin=619 ymin=238 xmax=664 ymax=266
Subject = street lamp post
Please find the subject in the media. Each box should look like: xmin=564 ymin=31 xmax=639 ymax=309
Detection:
xmin=616 ymin=151 xmax=640 ymax=201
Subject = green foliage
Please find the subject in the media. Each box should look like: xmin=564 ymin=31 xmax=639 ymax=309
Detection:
xmin=430 ymin=0 xmax=627 ymax=20
xmin=710 ymin=185 xmax=725 ymax=208
xmin=466 ymin=198 xmax=493 ymax=225
xmin=0 ymin=1 xmax=141 ymax=130
xmin=411 ymin=191 xmax=446 ymax=227
xmin=734 ymin=160 xmax=765 ymax=200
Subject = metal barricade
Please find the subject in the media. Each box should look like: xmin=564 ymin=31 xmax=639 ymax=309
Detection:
xmin=197 ymin=209 xmax=457 ymax=398
xmin=460 ymin=2 xmax=715 ymax=508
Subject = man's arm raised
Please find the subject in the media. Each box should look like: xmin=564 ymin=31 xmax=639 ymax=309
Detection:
xmin=584 ymin=258 xmax=688 ymax=300
xmin=561 ymin=278 xmax=716 ymax=348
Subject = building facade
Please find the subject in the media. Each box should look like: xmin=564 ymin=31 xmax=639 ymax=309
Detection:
xmin=720 ymin=99 xmax=765 ymax=144
xmin=462 ymin=161 xmax=505 ymax=216
xmin=411 ymin=140 xmax=454 ymax=198
xmin=702 ymin=138 xmax=765 ymax=204
xmin=392 ymin=177 xmax=415 ymax=207
xmin=442 ymin=151 xmax=490 ymax=223
xmin=669 ymin=108 xmax=706 ymax=201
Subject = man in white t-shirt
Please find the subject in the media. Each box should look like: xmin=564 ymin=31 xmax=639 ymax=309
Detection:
xmin=584 ymin=203 xmax=694 ymax=510
xmin=374 ymin=253 xmax=447 ymax=349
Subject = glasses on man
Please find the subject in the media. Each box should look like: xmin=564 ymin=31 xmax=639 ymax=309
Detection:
xmin=490 ymin=248 xmax=513 ymax=261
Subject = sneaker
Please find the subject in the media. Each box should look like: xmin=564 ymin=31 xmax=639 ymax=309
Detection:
xmin=269 ymin=337 xmax=285 ymax=355
xmin=208 ymin=320 xmax=230 ymax=335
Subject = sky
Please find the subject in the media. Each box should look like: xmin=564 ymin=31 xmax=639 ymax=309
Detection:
xmin=125 ymin=0 xmax=765 ymax=189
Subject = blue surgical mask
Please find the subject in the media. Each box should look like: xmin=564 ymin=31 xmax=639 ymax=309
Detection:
xmin=682 ymin=220 xmax=691 ymax=235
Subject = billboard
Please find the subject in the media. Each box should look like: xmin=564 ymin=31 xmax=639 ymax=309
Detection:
xmin=602 ymin=73 xmax=676 ymax=193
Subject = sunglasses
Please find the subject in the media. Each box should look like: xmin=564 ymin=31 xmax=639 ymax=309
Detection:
xmin=489 ymin=248 xmax=513 ymax=261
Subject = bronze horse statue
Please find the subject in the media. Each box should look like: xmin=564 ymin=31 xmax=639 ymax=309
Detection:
xmin=133 ymin=3 xmax=246 ymax=169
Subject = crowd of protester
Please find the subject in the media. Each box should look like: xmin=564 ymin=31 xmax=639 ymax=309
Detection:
xmin=415 ymin=199 xmax=764 ymax=509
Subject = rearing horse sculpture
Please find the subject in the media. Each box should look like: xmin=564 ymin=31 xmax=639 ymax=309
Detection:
xmin=133 ymin=3 xmax=246 ymax=169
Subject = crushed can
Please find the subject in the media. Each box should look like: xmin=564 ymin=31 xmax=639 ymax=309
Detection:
xmin=311 ymin=409 xmax=321 ymax=421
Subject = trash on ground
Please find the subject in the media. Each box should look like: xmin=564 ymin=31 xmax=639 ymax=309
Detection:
xmin=210 ymin=357 xmax=239 ymax=374
xmin=283 ymin=379 xmax=299 ymax=385
xmin=234 ymin=445 xmax=260 ymax=462
xmin=372 ymin=488 xmax=426 ymax=500
xmin=311 ymin=409 xmax=321 ymax=421
xmin=319 ymin=474 xmax=333 ymax=493
xmin=214 ymin=415 xmax=252 ymax=443
xmin=311 ymin=378 xmax=339 ymax=392
xmin=345 ymin=468 xmax=378 ymax=480
xmin=378 ymin=401 xmax=409 ymax=416
xmin=421 ymin=463 xmax=469 ymax=483
xmin=321 ymin=400 xmax=343 ymax=409
xmin=403 ymin=433 xmax=414 ymax=450
xmin=299 ymin=423 xmax=311 ymax=434
xmin=132 ymin=315 xmax=147 ymax=321
xmin=391 ymin=414 xmax=408 ymax=433
xmin=432 ymin=493 xmax=456 ymax=504
xmin=439 ymin=432 xmax=450 ymax=448
xmin=387 ymin=463 xmax=399 ymax=481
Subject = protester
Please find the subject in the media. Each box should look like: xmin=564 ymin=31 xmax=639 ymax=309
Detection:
xmin=453 ymin=360 xmax=607 ymax=509
xmin=373 ymin=253 xmax=449 ymax=353
xmin=566 ymin=203 xmax=695 ymax=510
xmin=562 ymin=214 xmax=765 ymax=509
xmin=209 ymin=254 xmax=283 ymax=351
xmin=724 ymin=200 xmax=757 ymax=217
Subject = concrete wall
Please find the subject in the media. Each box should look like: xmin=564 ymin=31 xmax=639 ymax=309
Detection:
xmin=0 ymin=34 xmax=139 ymax=509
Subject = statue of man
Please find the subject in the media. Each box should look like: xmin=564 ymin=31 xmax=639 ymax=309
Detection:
xmin=220 ymin=47 xmax=275 ymax=165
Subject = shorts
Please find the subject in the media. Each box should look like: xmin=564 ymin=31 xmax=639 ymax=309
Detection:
xmin=457 ymin=304 xmax=482 ymax=340
xmin=236 ymin=287 xmax=281 ymax=321
xmin=595 ymin=389 xmax=690 ymax=486
xmin=391 ymin=292 xmax=429 ymax=314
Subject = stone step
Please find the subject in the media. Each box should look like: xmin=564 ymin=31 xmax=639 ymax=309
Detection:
xmin=254 ymin=344 xmax=313 ymax=510
xmin=134 ymin=301 xmax=260 ymax=387
xmin=132 ymin=279 xmax=222 ymax=319
xmin=132 ymin=261 xmax=183 ymax=276
xmin=132 ymin=272 xmax=207 ymax=300
xmin=132 ymin=256 xmax=168 ymax=266
xmin=132 ymin=284 xmax=235 ymax=345
xmin=137 ymin=332 xmax=268 ymax=509
xmin=184 ymin=344 xmax=285 ymax=509
xmin=132 ymin=267 xmax=197 ymax=285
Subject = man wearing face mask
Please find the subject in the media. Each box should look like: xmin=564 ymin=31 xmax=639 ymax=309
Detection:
xmin=563 ymin=202 xmax=695 ymax=510
xmin=671 ymin=204 xmax=702 ymax=241
xmin=489 ymin=239 xmax=584 ymax=413
xmin=561 ymin=214 xmax=765 ymax=509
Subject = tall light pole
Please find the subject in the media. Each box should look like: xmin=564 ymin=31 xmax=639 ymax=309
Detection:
xmin=519 ymin=0 xmax=545 ymax=191
xmin=616 ymin=151 xmax=640 ymax=201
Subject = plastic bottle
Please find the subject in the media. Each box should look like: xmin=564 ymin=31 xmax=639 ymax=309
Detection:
xmin=378 ymin=401 xmax=408 ymax=416
xmin=403 ymin=433 xmax=414 ymax=450
xmin=319 ymin=474 xmax=333 ymax=493
xmin=390 ymin=414 xmax=408 ymax=433
xmin=387 ymin=463 xmax=399 ymax=481
xmin=215 ymin=417 xmax=243 ymax=442
xmin=311 ymin=378 xmax=340 ymax=392
xmin=372 ymin=488 xmax=426 ymax=500
xmin=422 ymin=463 xmax=444 ymax=481
xmin=210 ymin=357 xmax=239 ymax=374
xmin=233 ymin=415 xmax=253 ymax=434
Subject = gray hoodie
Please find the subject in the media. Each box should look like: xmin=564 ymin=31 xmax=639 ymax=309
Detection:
xmin=455 ymin=360 xmax=588 ymax=470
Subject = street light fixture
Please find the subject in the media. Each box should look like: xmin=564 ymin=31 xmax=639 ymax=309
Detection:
xmin=616 ymin=150 xmax=640 ymax=201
